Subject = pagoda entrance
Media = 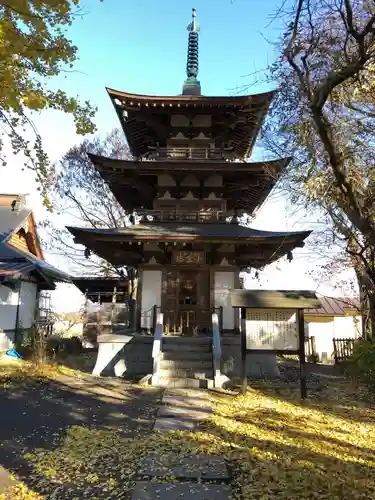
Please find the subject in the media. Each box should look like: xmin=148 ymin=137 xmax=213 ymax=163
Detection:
xmin=163 ymin=268 xmax=210 ymax=335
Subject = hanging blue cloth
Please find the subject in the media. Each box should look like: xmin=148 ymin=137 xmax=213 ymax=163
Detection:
xmin=6 ymin=348 xmax=23 ymax=359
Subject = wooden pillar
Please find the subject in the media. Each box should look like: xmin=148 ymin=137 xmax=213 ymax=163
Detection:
xmin=111 ymin=286 xmax=117 ymax=327
xmin=129 ymin=277 xmax=138 ymax=331
xmin=298 ymin=309 xmax=307 ymax=399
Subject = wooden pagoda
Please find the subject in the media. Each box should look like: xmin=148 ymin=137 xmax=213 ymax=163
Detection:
xmin=67 ymin=9 xmax=311 ymax=337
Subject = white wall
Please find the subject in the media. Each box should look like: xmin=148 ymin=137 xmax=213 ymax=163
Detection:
xmin=307 ymin=315 xmax=362 ymax=363
xmin=333 ymin=316 xmax=362 ymax=338
xmin=141 ymin=270 xmax=162 ymax=329
xmin=19 ymin=281 xmax=37 ymax=329
xmin=307 ymin=320 xmax=335 ymax=363
xmin=0 ymin=283 xmax=19 ymax=350
xmin=214 ymin=271 xmax=235 ymax=330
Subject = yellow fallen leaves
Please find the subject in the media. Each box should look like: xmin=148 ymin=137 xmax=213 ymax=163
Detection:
xmin=0 ymin=358 xmax=85 ymax=388
xmin=0 ymin=482 xmax=43 ymax=500
xmin=2 ymin=380 xmax=375 ymax=499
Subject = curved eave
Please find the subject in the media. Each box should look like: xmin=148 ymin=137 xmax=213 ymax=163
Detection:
xmin=66 ymin=224 xmax=311 ymax=269
xmin=107 ymin=88 xmax=275 ymax=160
xmin=87 ymin=153 xmax=290 ymax=174
xmin=87 ymin=153 xmax=289 ymax=214
xmin=106 ymin=87 xmax=276 ymax=106
xmin=67 ymin=225 xmax=311 ymax=244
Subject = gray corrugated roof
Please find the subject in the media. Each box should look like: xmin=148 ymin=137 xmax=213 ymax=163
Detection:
xmin=0 ymin=205 xmax=70 ymax=284
xmin=0 ymin=260 xmax=35 ymax=279
xmin=67 ymin=222 xmax=311 ymax=240
xmin=0 ymin=206 xmax=30 ymax=242
xmin=0 ymin=250 xmax=70 ymax=285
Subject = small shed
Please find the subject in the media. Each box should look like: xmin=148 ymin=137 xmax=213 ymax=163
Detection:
xmin=72 ymin=276 xmax=131 ymax=346
xmin=304 ymin=296 xmax=361 ymax=363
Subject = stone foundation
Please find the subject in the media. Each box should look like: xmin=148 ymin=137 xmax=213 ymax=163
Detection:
xmin=92 ymin=334 xmax=280 ymax=379
xmin=92 ymin=334 xmax=153 ymax=377
xmin=221 ymin=336 xmax=280 ymax=378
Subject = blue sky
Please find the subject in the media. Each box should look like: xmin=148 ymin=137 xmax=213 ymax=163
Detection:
xmin=53 ymin=0 xmax=287 ymax=133
xmin=1 ymin=0 xmax=354 ymax=310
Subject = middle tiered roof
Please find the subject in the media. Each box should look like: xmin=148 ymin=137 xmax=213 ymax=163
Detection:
xmin=88 ymin=154 xmax=289 ymax=214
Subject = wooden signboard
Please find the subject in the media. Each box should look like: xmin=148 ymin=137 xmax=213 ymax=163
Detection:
xmin=173 ymin=251 xmax=205 ymax=265
xmin=245 ymin=308 xmax=299 ymax=351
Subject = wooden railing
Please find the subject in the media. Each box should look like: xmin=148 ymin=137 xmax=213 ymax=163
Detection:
xmin=162 ymin=306 xmax=223 ymax=336
xmin=141 ymin=209 xmax=231 ymax=223
xmin=147 ymin=147 xmax=233 ymax=161
xmin=333 ymin=337 xmax=359 ymax=363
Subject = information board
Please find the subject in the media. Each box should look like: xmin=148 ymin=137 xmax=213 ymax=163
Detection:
xmin=245 ymin=308 xmax=299 ymax=351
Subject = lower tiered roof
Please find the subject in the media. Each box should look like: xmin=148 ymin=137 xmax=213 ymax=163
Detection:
xmin=67 ymin=222 xmax=310 ymax=269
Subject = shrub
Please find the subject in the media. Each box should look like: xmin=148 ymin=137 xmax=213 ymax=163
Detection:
xmin=46 ymin=336 xmax=83 ymax=359
xmin=344 ymin=339 xmax=375 ymax=386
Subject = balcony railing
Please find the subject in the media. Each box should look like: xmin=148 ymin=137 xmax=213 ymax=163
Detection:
xmin=141 ymin=209 xmax=233 ymax=223
xmin=147 ymin=147 xmax=233 ymax=161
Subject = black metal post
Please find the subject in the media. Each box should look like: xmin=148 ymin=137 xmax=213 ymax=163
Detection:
xmin=298 ymin=309 xmax=307 ymax=399
xmin=241 ymin=307 xmax=247 ymax=395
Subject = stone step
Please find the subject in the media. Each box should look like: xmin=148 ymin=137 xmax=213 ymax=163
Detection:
xmin=158 ymin=403 xmax=212 ymax=419
xmin=162 ymin=343 xmax=212 ymax=353
xmin=137 ymin=454 xmax=229 ymax=481
xmin=160 ymin=360 xmax=213 ymax=370
xmin=157 ymin=377 xmax=214 ymax=388
xmin=132 ymin=482 xmax=231 ymax=499
xmin=162 ymin=351 xmax=212 ymax=361
xmin=162 ymin=337 xmax=212 ymax=345
xmin=160 ymin=369 xmax=214 ymax=379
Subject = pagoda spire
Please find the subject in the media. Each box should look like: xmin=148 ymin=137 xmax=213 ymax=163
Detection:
xmin=182 ymin=8 xmax=201 ymax=96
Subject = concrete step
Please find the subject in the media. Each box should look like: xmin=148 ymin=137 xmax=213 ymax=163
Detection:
xmin=162 ymin=351 xmax=212 ymax=361
xmin=132 ymin=482 xmax=231 ymax=499
xmin=160 ymin=360 xmax=213 ymax=370
xmin=160 ymin=368 xmax=214 ymax=379
xmin=157 ymin=378 xmax=214 ymax=388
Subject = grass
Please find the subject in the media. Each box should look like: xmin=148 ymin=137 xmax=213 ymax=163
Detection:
xmin=1 ymin=363 xmax=374 ymax=499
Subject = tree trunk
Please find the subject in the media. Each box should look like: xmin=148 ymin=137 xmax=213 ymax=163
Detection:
xmin=355 ymin=264 xmax=375 ymax=341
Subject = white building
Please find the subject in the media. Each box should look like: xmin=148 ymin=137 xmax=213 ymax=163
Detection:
xmin=305 ymin=296 xmax=361 ymax=363
xmin=0 ymin=194 xmax=70 ymax=351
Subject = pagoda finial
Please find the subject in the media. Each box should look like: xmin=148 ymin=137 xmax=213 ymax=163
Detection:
xmin=182 ymin=8 xmax=201 ymax=96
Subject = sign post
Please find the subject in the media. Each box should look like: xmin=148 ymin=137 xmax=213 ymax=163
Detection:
xmin=230 ymin=290 xmax=320 ymax=400
xmin=297 ymin=309 xmax=307 ymax=399
xmin=240 ymin=309 xmax=247 ymax=395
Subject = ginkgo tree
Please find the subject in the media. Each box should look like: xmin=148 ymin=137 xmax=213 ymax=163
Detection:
xmin=263 ymin=0 xmax=375 ymax=337
xmin=0 ymin=0 xmax=98 ymax=205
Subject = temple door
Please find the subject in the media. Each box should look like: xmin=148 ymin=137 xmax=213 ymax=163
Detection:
xmin=178 ymin=270 xmax=210 ymax=335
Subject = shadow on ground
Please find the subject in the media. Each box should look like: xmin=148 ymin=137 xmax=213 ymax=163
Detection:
xmin=254 ymin=360 xmax=375 ymax=425
xmin=0 ymin=373 xmax=161 ymax=498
